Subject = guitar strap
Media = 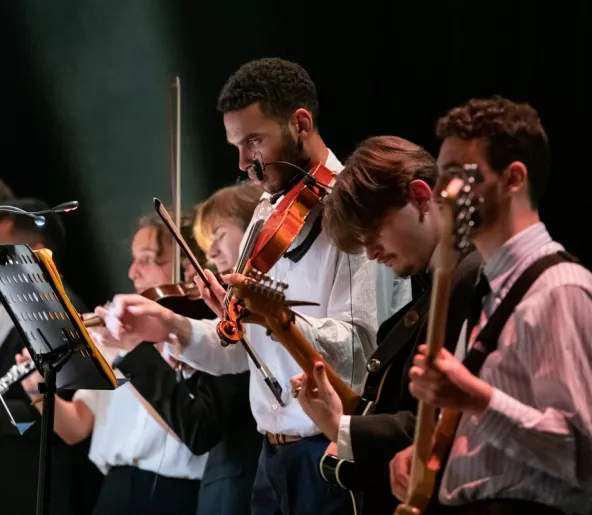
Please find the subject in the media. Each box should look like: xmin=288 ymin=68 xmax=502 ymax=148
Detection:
xmin=363 ymin=286 xmax=430 ymax=403
xmin=463 ymin=250 xmax=578 ymax=375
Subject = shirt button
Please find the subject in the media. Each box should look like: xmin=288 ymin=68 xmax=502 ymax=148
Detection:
xmin=272 ymin=403 xmax=279 ymax=410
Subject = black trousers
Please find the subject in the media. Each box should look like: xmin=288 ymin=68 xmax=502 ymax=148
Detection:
xmin=92 ymin=466 xmax=200 ymax=515
xmin=251 ymin=434 xmax=354 ymax=515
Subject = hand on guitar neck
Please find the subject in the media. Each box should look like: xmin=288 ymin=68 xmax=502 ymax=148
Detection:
xmin=408 ymin=344 xmax=492 ymax=415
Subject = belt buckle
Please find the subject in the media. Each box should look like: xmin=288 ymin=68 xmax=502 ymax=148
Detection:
xmin=268 ymin=432 xmax=287 ymax=445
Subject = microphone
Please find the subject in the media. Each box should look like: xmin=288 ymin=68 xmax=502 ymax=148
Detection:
xmin=252 ymin=158 xmax=265 ymax=182
xmin=251 ymin=152 xmax=332 ymax=204
xmin=0 ymin=201 xmax=79 ymax=227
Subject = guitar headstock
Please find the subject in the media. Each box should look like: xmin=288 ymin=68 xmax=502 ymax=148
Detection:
xmin=231 ymin=270 xmax=290 ymax=326
xmin=438 ymin=164 xmax=484 ymax=266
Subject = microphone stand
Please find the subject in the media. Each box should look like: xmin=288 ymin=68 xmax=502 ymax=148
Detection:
xmin=0 ymin=201 xmax=79 ymax=226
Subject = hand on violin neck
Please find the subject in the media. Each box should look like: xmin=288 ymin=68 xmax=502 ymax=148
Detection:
xmin=94 ymin=294 xmax=191 ymax=350
xmin=193 ymin=268 xmax=226 ymax=318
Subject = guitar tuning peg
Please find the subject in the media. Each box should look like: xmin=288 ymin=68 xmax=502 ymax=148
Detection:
xmin=277 ymin=280 xmax=288 ymax=292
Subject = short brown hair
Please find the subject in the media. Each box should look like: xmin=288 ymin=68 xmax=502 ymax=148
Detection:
xmin=436 ymin=95 xmax=550 ymax=208
xmin=324 ymin=136 xmax=438 ymax=253
xmin=194 ymin=181 xmax=263 ymax=251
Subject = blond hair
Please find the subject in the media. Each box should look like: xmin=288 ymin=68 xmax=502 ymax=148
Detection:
xmin=194 ymin=181 xmax=263 ymax=251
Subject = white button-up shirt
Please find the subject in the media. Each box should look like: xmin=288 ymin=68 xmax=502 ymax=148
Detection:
xmin=170 ymin=150 xmax=411 ymax=436
xmin=74 ymin=381 xmax=207 ymax=480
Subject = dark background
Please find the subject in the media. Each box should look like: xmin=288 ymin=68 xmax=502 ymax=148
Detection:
xmin=1 ymin=0 xmax=589 ymax=308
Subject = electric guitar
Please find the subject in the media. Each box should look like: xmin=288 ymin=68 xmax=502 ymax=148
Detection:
xmin=395 ymin=164 xmax=483 ymax=515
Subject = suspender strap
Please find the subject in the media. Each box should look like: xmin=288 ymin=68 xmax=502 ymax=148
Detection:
xmin=463 ymin=250 xmax=578 ymax=376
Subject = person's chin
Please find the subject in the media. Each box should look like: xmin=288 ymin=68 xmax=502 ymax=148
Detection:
xmin=390 ymin=264 xmax=413 ymax=278
xmin=262 ymin=180 xmax=282 ymax=195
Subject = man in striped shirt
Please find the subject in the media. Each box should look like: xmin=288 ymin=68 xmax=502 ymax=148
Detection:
xmin=391 ymin=96 xmax=592 ymax=514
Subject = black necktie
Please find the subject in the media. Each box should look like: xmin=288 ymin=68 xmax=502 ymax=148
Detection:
xmin=464 ymin=269 xmax=491 ymax=349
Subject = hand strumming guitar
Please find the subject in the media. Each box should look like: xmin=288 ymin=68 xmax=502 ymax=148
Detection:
xmin=390 ymin=443 xmax=414 ymax=501
xmin=290 ymin=361 xmax=343 ymax=443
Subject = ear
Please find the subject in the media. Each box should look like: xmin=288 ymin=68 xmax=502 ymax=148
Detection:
xmin=504 ymin=161 xmax=528 ymax=196
xmin=409 ymin=179 xmax=433 ymax=213
xmin=292 ymin=108 xmax=314 ymax=139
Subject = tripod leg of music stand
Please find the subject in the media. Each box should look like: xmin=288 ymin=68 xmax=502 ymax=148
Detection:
xmin=36 ymin=367 xmax=56 ymax=515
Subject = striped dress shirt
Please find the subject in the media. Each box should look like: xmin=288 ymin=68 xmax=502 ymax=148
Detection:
xmin=440 ymin=222 xmax=592 ymax=514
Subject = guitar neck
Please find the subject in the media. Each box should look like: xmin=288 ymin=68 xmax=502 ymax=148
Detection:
xmin=268 ymin=315 xmax=361 ymax=414
xmin=398 ymin=264 xmax=455 ymax=515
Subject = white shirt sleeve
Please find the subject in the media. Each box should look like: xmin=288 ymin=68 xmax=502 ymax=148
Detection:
xmin=292 ymin=252 xmax=385 ymax=389
xmin=167 ymin=317 xmax=249 ymax=375
xmin=337 ymin=415 xmax=354 ymax=460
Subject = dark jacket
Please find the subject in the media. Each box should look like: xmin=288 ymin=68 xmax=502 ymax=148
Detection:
xmin=117 ymin=343 xmax=262 ymax=515
xmin=350 ymin=251 xmax=482 ymax=515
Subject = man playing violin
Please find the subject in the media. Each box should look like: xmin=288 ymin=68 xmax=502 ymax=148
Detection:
xmin=97 ymin=57 xmax=410 ymax=515
xmin=289 ymin=136 xmax=482 ymax=515
xmin=391 ymin=96 xmax=592 ymax=514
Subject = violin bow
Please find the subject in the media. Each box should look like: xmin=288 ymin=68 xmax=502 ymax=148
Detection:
xmin=154 ymin=197 xmax=285 ymax=406
xmin=169 ymin=76 xmax=182 ymax=285
xmin=154 ymin=198 xmax=210 ymax=289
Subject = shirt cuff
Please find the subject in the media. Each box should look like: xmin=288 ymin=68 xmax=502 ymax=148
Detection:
xmin=473 ymin=387 xmax=535 ymax=447
xmin=337 ymin=415 xmax=354 ymax=461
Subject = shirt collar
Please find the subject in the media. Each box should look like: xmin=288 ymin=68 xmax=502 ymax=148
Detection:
xmin=483 ymin=222 xmax=551 ymax=289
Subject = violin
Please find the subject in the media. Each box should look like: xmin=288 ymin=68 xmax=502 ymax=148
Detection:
xmin=140 ymin=282 xmax=216 ymax=320
xmin=217 ymin=161 xmax=334 ymax=343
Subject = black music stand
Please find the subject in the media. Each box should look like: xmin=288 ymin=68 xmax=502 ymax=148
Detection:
xmin=0 ymin=245 xmax=118 ymax=515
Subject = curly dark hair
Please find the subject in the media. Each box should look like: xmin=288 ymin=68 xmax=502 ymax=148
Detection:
xmin=217 ymin=57 xmax=319 ymax=124
xmin=436 ymin=95 xmax=550 ymax=208
xmin=324 ymin=136 xmax=438 ymax=253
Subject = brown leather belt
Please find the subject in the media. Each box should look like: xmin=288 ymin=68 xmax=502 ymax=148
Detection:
xmin=266 ymin=432 xmax=302 ymax=445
